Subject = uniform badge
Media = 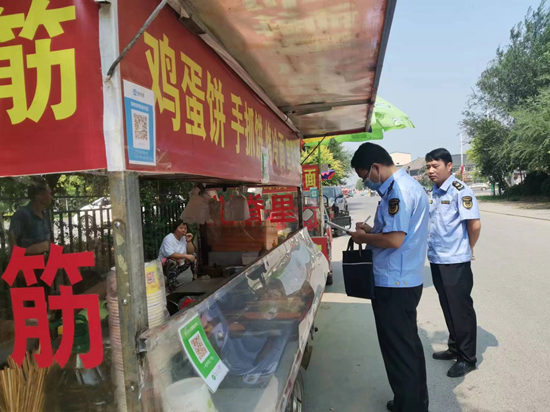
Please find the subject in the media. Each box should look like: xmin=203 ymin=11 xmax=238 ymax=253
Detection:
xmin=429 ymin=200 xmax=433 ymax=204
xmin=441 ymin=200 xmax=450 ymax=204
xmin=462 ymin=196 xmax=473 ymax=209
xmin=388 ymin=198 xmax=400 ymax=216
xmin=452 ymin=181 xmax=464 ymax=190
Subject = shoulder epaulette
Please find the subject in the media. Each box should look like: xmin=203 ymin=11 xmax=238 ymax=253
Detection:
xmin=388 ymin=180 xmax=395 ymax=194
xmin=452 ymin=181 xmax=464 ymax=191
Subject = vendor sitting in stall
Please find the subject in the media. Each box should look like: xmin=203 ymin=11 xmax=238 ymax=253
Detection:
xmin=159 ymin=220 xmax=196 ymax=290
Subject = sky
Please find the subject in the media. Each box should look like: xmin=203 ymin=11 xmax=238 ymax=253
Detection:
xmin=343 ymin=0 xmax=542 ymax=163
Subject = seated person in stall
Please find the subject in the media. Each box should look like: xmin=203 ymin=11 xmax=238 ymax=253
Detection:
xmin=158 ymin=220 xmax=196 ymax=290
xmin=8 ymin=181 xmax=53 ymax=255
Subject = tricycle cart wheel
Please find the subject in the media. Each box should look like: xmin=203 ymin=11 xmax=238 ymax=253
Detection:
xmin=285 ymin=368 xmax=304 ymax=412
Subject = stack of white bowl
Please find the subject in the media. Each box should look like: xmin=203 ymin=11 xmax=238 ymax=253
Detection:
xmin=145 ymin=260 xmax=167 ymax=327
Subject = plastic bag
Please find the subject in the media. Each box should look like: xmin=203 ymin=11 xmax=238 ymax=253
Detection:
xmin=208 ymin=197 xmax=222 ymax=223
xmin=224 ymin=191 xmax=250 ymax=221
xmin=181 ymin=186 xmax=211 ymax=224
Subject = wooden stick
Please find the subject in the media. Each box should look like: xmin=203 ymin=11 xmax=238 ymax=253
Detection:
xmin=0 ymin=352 xmax=51 ymax=412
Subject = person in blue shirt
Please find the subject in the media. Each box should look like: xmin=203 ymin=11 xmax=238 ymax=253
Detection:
xmin=350 ymin=143 xmax=429 ymax=412
xmin=425 ymin=148 xmax=481 ymax=378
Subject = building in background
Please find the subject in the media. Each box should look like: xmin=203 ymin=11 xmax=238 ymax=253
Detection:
xmin=390 ymin=152 xmax=412 ymax=166
xmin=403 ymin=154 xmax=476 ymax=181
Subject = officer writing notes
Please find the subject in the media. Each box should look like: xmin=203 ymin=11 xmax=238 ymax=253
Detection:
xmin=425 ymin=148 xmax=481 ymax=378
xmin=349 ymin=143 xmax=429 ymax=412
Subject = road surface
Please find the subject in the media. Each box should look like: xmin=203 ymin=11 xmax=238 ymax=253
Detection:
xmin=303 ymin=194 xmax=550 ymax=412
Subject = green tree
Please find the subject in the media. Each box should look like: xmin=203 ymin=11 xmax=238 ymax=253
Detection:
xmin=327 ymin=139 xmax=352 ymax=175
xmin=463 ymin=1 xmax=550 ymax=185
xmin=476 ymin=1 xmax=550 ymax=112
xmin=509 ymin=88 xmax=550 ymax=172
xmin=464 ymin=118 xmax=511 ymax=193
xmin=301 ymin=144 xmax=349 ymax=186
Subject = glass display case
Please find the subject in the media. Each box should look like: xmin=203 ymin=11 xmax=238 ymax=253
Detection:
xmin=140 ymin=229 xmax=328 ymax=412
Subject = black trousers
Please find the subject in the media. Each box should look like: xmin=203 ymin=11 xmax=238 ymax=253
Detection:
xmin=430 ymin=262 xmax=477 ymax=364
xmin=372 ymin=286 xmax=429 ymax=412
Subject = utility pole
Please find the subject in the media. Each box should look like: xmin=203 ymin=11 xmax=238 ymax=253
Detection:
xmin=460 ymin=133 xmax=464 ymax=180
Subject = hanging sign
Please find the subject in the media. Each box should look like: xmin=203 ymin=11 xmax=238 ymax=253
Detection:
xmin=302 ymin=165 xmax=320 ymax=192
xmin=0 ymin=0 xmax=106 ymax=177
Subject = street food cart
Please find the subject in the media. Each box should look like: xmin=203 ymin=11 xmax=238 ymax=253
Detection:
xmin=0 ymin=0 xmax=395 ymax=411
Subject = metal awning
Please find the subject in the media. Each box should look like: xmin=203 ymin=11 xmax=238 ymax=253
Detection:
xmin=167 ymin=0 xmax=396 ymax=138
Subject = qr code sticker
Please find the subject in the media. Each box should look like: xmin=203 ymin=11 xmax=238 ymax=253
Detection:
xmin=131 ymin=110 xmax=150 ymax=150
xmin=190 ymin=331 xmax=210 ymax=363
xmin=134 ymin=113 xmax=148 ymax=140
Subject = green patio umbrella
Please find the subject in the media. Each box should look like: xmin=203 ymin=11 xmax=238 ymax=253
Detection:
xmin=304 ymin=96 xmax=414 ymax=147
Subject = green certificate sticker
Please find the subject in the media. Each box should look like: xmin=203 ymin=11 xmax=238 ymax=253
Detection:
xmin=178 ymin=314 xmax=228 ymax=392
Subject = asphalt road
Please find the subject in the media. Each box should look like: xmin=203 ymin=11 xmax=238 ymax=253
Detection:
xmin=303 ymin=194 xmax=550 ymax=412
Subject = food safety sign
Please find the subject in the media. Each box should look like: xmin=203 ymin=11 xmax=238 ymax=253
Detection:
xmin=123 ymin=80 xmax=156 ymax=166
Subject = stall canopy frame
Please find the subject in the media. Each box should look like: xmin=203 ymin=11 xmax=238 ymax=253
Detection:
xmin=165 ymin=0 xmax=397 ymax=139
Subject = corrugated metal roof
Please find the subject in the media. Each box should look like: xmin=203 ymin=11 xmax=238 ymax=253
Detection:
xmin=169 ymin=0 xmax=396 ymax=138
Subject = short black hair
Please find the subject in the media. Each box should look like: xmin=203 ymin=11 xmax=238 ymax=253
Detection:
xmin=28 ymin=182 xmax=49 ymax=200
xmin=172 ymin=219 xmax=188 ymax=232
xmin=425 ymin=148 xmax=453 ymax=165
xmin=351 ymin=142 xmax=394 ymax=170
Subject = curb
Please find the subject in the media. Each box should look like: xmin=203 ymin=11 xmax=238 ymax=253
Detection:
xmin=479 ymin=209 xmax=550 ymax=222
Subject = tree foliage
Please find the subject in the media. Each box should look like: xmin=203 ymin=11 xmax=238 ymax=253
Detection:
xmin=464 ymin=118 xmax=511 ymax=191
xmin=463 ymin=1 xmax=550 ymax=189
xmin=510 ymin=88 xmax=550 ymax=171
xmin=300 ymin=140 xmax=351 ymax=186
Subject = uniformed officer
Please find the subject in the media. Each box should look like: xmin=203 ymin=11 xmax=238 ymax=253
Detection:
xmin=350 ymin=143 xmax=429 ymax=412
xmin=425 ymin=148 xmax=481 ymax=378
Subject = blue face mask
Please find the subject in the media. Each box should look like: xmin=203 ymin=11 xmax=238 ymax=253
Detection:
xmin=363 ymin=168 xmax=382 ymax=191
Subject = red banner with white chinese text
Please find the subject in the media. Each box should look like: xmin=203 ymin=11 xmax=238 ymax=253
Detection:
xmin=0 ymin=0 xmax=106 ymax=177
xmin=118 ymin=0 xmax=301 ymax=186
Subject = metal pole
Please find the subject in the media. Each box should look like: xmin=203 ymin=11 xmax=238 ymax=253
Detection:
xmin=318 ymin=143 xmax=322 ymax=205
xmin=105 ymin=0 xmax=168 ymax=80
xmin=318 ymin=144 xmax=323 ymax=231
xmin=460 ymin=133 xmax=464 ymax=180
xmin=109 ymin=171 xmax=148 ymax=412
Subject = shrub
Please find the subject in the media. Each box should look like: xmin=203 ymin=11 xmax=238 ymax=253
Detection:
xmin=541 ymin=177 xmax=550 ymax=196
xmin=522 ymin=171 xmax=548 ymax=195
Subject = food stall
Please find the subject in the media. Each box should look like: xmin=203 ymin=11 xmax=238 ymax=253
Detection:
xmin=0 ymin=0 xmax=395 ymax=411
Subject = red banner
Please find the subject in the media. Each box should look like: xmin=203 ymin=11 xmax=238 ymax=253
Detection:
xmin=118 ymin=1 xmax=301 ymax=186
xmin=311 ymin=236 xmax=330 ymax=263
xmin=0 ymin=0 xmax=106 ymax=177
xmin=302 ymin=165 xmax=320 ymax=191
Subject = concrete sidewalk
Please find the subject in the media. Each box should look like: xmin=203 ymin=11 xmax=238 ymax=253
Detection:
xmin=478 ymin=199 xmax=550 ymax=221
xmin=304 ymin=196 xmax=550 ymax=412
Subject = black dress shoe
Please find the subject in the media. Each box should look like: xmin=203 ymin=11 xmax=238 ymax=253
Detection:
xmin=386 ymin=400 xmax=394 ymax=411
xmin=447 ymin=360 xmax=476 ymax=378
xmin=432 ymin=349 xmax=458 ymax=360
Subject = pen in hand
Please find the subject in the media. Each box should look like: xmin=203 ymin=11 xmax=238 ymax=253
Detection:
xmin=355 ymin=215 xmax=372 ymax=232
